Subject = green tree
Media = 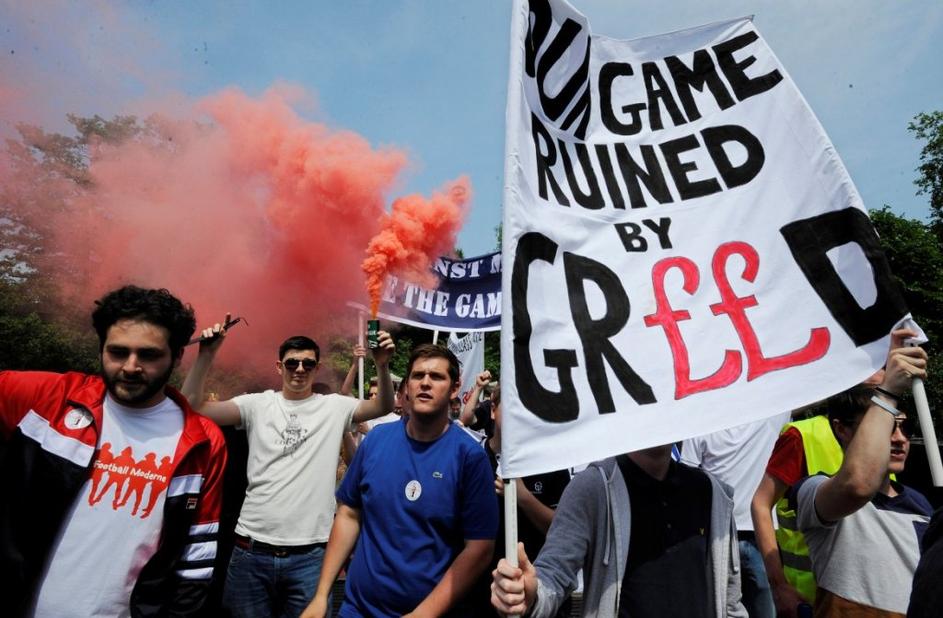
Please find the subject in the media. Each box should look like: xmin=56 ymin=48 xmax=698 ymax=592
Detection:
xmin=909 ymin=111 xmax=943 ymax=237
xmin=869 ymin=207 xmax=943 ymax=423
xmin=0 ymin=114 xmax=161 ymax=372
xmin=1 ymin=114 xmax=170 ymax=284
xmin=0 ymin=274 xmax=99 ymax=373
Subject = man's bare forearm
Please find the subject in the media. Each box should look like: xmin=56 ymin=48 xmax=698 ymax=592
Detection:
xmin=753 ymin=500 xmax=786 ymax=585
xmin=181 ymin=350 xmax=216 ymax=407
xmin=517 ymin=483 xmax=555 ymax=535
xmin=409 ymin=539 xmax=494 ymax=617
xmin=339 ymin=361 xmax=358 ymax=397
xmin=310 ymin=505 xmax=361 ymax=604
xmin=751 ymin=475 xmax=787 ymax=586
xmin=353 ymin=363 xmax=393 ymax=422
xmin=460 ymin=386 xmax=482 ymax=426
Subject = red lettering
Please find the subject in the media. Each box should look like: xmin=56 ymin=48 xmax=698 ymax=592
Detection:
xmin=709 ymin=241 xmax=830 ymax=380
xmin=644 ymin=256 xmax=742 ymax=399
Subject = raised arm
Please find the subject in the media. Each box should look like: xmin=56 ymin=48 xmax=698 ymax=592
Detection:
xmin=300 ymin=503 xmax=362 ymax=618
xmin=339 ymin=344 xmax=366 ymax=397
xmin=351 ymin=331 xmax=395 ymax=423
xmin=180 ymin=315 xmax=241 ymax=426
xmin=460 ymin=370 xmax=491 ymax=426
xmin=813 ymin=329 xmax=927 ymax=522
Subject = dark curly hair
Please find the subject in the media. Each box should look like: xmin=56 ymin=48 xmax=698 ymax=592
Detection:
xmin=91 ymin=286 xmax=196 ymax=358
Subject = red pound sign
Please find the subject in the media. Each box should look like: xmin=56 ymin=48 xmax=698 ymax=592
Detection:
xmin=644 ymin=256 xmax=742 ymax=400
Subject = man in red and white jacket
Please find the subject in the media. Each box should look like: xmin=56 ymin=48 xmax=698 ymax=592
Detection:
xmin=0 ymin=285 xmax=227 ymax=618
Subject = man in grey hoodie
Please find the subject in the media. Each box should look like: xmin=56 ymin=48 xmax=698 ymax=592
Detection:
xmin=491 ymin=444 xmax=747 ymax=617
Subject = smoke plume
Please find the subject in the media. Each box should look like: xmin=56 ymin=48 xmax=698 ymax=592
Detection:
xmin=0 ymin=3 xmax=475 ymax=383
xmin=362 ymin=178 xmax=470 ymax=316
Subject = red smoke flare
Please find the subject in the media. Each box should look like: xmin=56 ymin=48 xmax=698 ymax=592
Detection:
xmin=0 ymin=3 xmax=477 ymax=385
xmin=1 ymin=85 xmax=418 ymax=377
xmin=362 ymin=178 xmax=470 ymax=316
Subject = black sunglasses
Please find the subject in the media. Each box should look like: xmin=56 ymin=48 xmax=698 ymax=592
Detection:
xmin=893 ymin=416 xmax=915 ymax=439
xmin=842 ymin=415 xmax=914 ymax=439
xmin=282 ymin=358 xmax=318 ymax=371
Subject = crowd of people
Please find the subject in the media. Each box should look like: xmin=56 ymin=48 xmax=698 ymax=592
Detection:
xmin=1 ymin=284 xmax=940 ymax=618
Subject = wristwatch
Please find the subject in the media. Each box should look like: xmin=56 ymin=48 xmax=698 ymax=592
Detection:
xmin=870 ymin=394 xmax=903 ymax=417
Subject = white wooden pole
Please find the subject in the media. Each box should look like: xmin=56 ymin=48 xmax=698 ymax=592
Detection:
xmin=504 ymin=478 xmax=519 ymax=565
xmin=357 ymin=312 xmax=365 ymax=401
xmin=913 ymin=377 xmax=943 ymax=486
xmin=432 ymin=329 xmax=440 ymax=345
xmin=504 ymin=478 xmax=520 ymax=617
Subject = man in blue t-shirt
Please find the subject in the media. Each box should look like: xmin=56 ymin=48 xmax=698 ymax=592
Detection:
xmin=302 ymin=343 xmax=499 ymax=618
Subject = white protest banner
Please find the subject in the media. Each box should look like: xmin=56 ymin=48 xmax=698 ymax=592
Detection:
xmin=499 ymin=0 xmax=915 ymax=478
xmin=448 ymin=332 xmax=486 ymax=408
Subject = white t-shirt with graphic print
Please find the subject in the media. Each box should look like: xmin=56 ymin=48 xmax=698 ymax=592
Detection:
xmin=31 ymin=394 xmax=184 ymax=618
xmin=232 ymin=391 xmax=358 ymax=545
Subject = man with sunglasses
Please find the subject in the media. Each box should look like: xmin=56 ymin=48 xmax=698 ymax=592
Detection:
xmin=789 ymin=329 xmax=932 ymax=616
xmin=182 ymin=324 xmax=396 ymax=618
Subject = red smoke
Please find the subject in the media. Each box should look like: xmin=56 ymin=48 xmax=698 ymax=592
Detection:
xmin=362 ymin=178 xmax=470 ymax=316
xmin=1 ymin=84 xmax=475 ymax=378
xmin=0 ymin=4 xmax=477 ymax=384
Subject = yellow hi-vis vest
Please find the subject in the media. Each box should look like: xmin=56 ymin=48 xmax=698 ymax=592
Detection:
xmin=776 ymin=415 xmax=843 ymax=603
xmin=774 ymin=415 xmax=843 ymax=603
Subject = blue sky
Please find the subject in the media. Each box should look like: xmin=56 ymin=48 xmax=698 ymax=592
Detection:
xmin=4 ymin=0 xmax=941 ymax=257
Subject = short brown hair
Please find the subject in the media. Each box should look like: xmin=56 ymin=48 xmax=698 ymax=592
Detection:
xmin=827 ymin=385 xmax=876 ymax=427
xmin=406 ymin=344 xmax=460 ymax=384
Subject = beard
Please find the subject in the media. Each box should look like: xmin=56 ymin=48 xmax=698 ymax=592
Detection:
xmin=101 ymin=362 xmax=175 ymax=407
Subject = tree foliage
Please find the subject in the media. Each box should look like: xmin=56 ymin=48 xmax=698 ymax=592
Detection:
xmin=0 ymin=274 xmax=99 ymax=373
xmin=909 ymin=111 xmax=943 ymax=236
xmin=0 ymin=114 xmax=156 ymax=371
xmin=869 ymin=206 xmax=943 ymax=422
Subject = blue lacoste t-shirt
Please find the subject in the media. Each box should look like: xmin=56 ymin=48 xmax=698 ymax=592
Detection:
xmin=336 ymin=419 xmax=498 ymax=618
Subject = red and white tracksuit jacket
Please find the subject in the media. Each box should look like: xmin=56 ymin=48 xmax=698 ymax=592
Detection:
xmin=0 ymin=370 xmax=228 ymax=617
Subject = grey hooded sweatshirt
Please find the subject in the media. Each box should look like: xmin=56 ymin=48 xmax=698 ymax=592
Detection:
xmin=528 ymin=457 xmax=747 ymax=618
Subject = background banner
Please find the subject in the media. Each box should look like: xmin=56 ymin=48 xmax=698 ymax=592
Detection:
xmin=351 ymin=252 xmax=501 ymax=332
xmin=448 ymin=332 xmax=487 ymax=408
xmin=499 ymin=0 xmax=913 ymax=477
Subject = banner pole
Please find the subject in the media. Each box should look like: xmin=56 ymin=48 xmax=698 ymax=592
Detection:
xmin=358 ymin=312 xmax=365 ymax=401
xmin=504 ymin=478 xmax=520 ymax=617
xmin=912 ymin=377 xmax=943 ymax=486
xmin=432 ymin=329 xmax=439 ymax=345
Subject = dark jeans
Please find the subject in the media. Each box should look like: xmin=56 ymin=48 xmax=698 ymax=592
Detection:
xmin=223 ymin=544 xmax=328 ymax=618
xmin=738 ymin=536 xmax=776 ymax=618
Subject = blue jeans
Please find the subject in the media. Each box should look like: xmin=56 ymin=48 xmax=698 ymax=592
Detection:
xmin=223 ymin=544 xmax=328 ymax=618
xmin=739 ymin=538 xmax=776 ymax=618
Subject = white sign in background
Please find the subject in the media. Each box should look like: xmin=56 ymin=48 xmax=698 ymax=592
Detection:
xmin=448 ymin=331 xmax=486 ymax=408
xmin=499 ymin=0 xmax=914 ymax=478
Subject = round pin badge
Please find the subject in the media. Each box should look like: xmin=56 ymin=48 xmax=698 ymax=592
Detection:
xmin=405 ymin=480 xmax=422 ymax=501
xmin=65 ymin=408 xmax=93 ymax=430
